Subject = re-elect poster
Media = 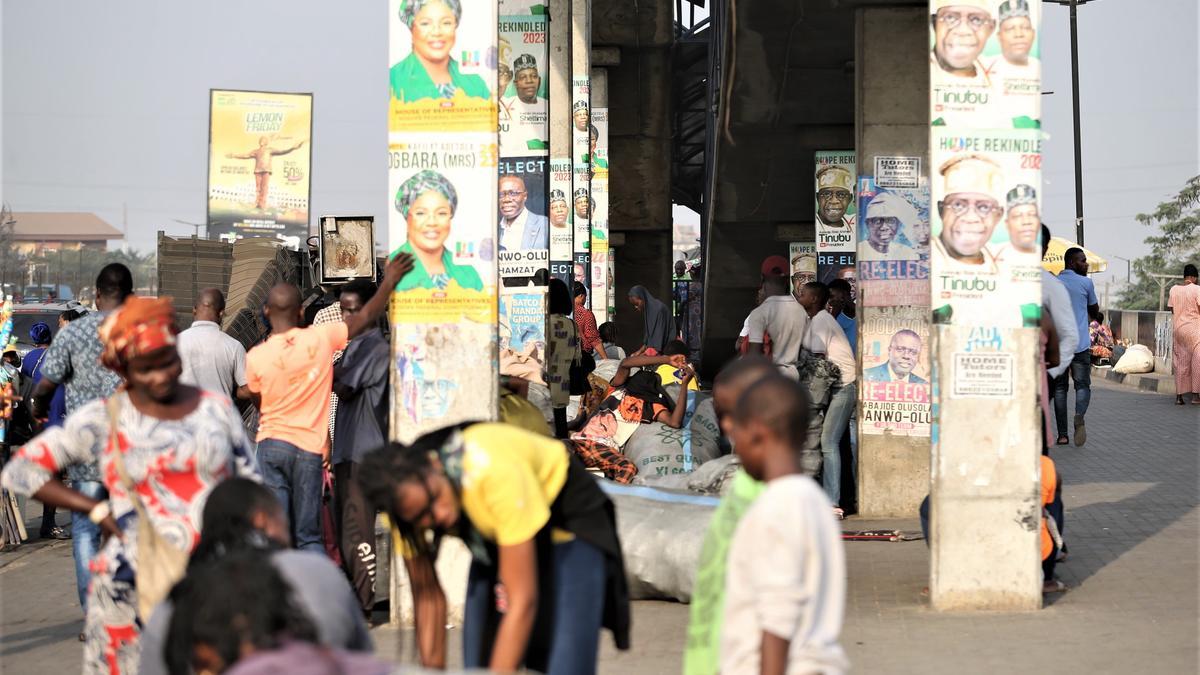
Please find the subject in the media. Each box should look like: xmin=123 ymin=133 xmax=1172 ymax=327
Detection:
xmin=930 ymin=128 xmax=1042 ymax=327
xmin=857 ymin=178 xmax=931 ymax=308
xmin=207 ymin=90 xmax=312 ymax=247
xmin=815 ymin=151 xmax=857 ymax=293
xmin=389 ymin=0 xmax=496 ymax=133
xmin=860 ymin=306 xmax=932 ymax=437
xmin=499 ymin=14 xmax=548 ymax=155
xmin=498 ymin=156 xmax=549 ymax=286
xmin=930 ymin=0 xmax=1041 ymax=130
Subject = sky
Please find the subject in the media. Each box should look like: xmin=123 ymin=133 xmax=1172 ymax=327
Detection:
xmin=3 ymin=0 xmax=1198 ymax=276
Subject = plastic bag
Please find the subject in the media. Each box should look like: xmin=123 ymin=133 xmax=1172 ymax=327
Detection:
xmin=1113 ymin=343 xmax=1154 ymax=374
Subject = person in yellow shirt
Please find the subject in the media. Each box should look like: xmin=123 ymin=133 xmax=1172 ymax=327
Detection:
xmin=359 ymin=423 xmax=630 ymax=674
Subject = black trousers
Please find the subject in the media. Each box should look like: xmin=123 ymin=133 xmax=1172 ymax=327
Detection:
xmin=334 ymin=461 xmax=378 ymax=613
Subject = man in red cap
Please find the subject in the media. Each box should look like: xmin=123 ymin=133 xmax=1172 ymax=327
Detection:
xmin=736 ymin=256 xmax=789 ymax=356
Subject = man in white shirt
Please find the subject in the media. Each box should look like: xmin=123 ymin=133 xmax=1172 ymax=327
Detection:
xmin=722 ymin=375 xmax=847 ymax=675
xmin=797 ymin=281 xmax=857 ymax=517
xmin=745 ymin=275 xmax=808 ymax=380
xmin=177 ymin=288 xmax=249 ymax=401
xmin=498 ymin=174 xmax=548 ymax=251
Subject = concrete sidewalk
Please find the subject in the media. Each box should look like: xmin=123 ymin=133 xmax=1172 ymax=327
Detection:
xmin=2 ymin=380 xmax=1197 ymax=674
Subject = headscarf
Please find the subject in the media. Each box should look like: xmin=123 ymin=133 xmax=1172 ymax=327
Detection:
xmin=629 ymin=285 xmax=674 ymax=352
xmin=394 ymin=169 xmax=458 ymax=219
xmin=398 ymin=0 xmax=462 ymax=28
xmin=98 ymin=296 xmax=178 ymax=371
xmin=28 ymin=322 xmax=52 ymax=346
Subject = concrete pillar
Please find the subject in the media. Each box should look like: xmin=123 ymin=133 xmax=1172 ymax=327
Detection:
xmin=853 ymin=7 xmax=931 ymax=517
xmin=925 ymin=0 xmax=1045 ymax=610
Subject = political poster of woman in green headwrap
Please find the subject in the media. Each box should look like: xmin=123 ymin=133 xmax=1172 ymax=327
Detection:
xmin=389 ymin=0 xmax=496 ymax=133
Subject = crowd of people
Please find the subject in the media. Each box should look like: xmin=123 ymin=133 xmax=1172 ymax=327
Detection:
xmin=3 ymin=233 xmax=1174 ymax=674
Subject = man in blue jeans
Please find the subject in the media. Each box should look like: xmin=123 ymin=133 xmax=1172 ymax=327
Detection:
xmin=246 ymin=253 xmax=411 ymax=551
xmin=32 ymin=264 xmax=132 ymax=626
xmin=1053 ymin=248 xmax=1099 ymax=446
xmin=797 ymin=281 xmax=858 ymax=519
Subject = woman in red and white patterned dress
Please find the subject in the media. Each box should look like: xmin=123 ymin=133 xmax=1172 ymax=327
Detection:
xmin=1 ymin=297 xmax=257 ymax=674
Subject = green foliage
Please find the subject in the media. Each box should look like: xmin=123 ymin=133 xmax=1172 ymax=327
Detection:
xmin=1116 ymin=176 xmax=1200 ymax=310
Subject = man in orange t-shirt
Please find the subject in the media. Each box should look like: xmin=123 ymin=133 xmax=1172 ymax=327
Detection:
xmin=247 ymin=253 xmax=412 ymax=551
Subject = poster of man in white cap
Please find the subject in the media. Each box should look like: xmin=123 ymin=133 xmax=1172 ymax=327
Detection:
xmin=859 ymin=191 xmax=923 ymax=262
xmin=930 ymin=128 xmax=1043 ymax=327
xmin=814 ymin=152 xmax=858 ymax=252
xmin=988 ymin=0 xmax=1041 ymax=123
xmin=498 ymin=17 xmax=549 ymax=155
xmin=929 ymin=0 xmax=1040 ymax=129
xmin=856 ymin=179 xmax=931 ymax=307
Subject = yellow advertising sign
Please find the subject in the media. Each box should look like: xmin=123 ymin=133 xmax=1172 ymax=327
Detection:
xmin=207 ymin=90 xmax=312 ymax=247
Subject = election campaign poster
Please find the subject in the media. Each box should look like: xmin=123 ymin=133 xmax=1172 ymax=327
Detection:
xmin=498 ymin=156 xmax=549 ymax=285
xmin=860 ymin=305 xmax=932 ymax=437
xmin=207 ymin=89 xmax=312 ymax=246
xmin=500 ymin=288 xmax=548 ymax=378
xmin=571 ymin=75 xmax=591 ymax=291
xmin=815 ymin=151 xmax=857 ymax=254
xmin=789 ymin=241 xmax=817 ymax=299
xmin=930 ymin=127 xmax=1042 ymax=327
xmin=549 ymin=158 xmax=574 ymax=285
xmin=606 ymin=248 xmax=617 ymax=319
xmin=818 ymin=252 xmax=857 ymax=302
xmin=590 ymin=106 xmax=610 ymax=318
xmin=930 ymin=0 xmax=1041 ymax=129
xmin=499 ymin=14 xmax=548 ymax=155
xmin=387 ymin=134 xmax=498 ymax=439
xmin=388 ymin=0 xmax=497 ymax=134
xmin=856 ymin=178 xmax=931 ymax=307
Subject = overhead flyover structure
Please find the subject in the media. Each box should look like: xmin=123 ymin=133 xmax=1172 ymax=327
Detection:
xmin=700 ymin=0 xmax=932 ymax=376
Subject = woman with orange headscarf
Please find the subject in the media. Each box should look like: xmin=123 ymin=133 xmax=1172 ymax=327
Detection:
xmin=1 ymin=297 xmax=258 ymax=675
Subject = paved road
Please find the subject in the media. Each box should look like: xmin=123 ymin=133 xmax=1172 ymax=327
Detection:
xmin=3 ymin=380 xmax=1197 ymax=673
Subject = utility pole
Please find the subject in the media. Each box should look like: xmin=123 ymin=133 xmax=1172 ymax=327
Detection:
xmin=1047 ymin=0 xmax=1100 ymax=245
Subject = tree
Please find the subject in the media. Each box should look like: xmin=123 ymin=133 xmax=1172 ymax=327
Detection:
xmin=0 ymin=204 xmax=19 ymax=295
xmin=1116 ymin=176 xmax=1200 ymax=310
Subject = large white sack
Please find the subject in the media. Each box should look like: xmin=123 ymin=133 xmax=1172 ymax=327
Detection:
xmin=624 ymin=422 xmax=695 ymax=479
xmin=601 ymin=482 xmax=719 ymax=602
xmin=688 ymin=396 xmax=723 ymax=464
xmin=1113 ymin=343 xmax=1154 ymax=374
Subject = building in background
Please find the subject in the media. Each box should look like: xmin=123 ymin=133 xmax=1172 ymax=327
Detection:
xmin=8 ymin=212 xmax=123 ymax=254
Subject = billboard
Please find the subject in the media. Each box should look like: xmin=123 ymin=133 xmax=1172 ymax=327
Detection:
xmin=207 ymin=89 xmax=312 ymax=247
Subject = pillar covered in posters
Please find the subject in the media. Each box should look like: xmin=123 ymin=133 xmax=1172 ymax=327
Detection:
xmin=928 ymin=0 xmax=1044 ymax=610
xmin=547 ymin=0 xmax=573 ymax=285
xmin=589 ymin=68 xmax=610 ymax=322
xmin=815 ymin=151 xmax=858 ymax=297
xmin=387 ymin=0 xmax=499 ymax=444
xmin=499 ymin=1 xmax=550 ymax=378
xmin=570 ymin=0 xmax=591 ymax=294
